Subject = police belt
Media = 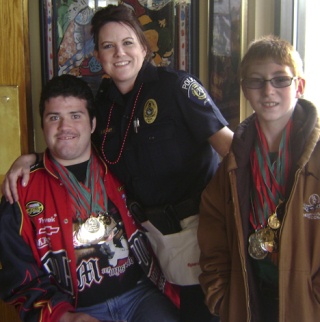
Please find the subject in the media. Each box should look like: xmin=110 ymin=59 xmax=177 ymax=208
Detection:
xmin=128 ymin=195 xmax=200 ymax=235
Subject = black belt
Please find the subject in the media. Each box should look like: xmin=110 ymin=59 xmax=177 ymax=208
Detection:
xmin=128 ymin=195 xmax=201 ymax=235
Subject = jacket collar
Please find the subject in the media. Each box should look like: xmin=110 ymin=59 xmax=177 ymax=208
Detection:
xmin=230 ymin=98 xmax=319 ymax=171
xmin=43 ymin=145 xmax=108 ymax=179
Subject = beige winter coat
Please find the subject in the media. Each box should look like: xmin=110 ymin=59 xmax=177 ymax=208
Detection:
xmin=198 ymin=100 xmax=320 ymax=322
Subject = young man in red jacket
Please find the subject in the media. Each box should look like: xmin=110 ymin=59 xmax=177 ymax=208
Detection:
xmin=0 ymin=75 xmax=178 ymax=322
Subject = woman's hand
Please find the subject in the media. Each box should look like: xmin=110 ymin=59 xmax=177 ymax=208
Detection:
xmin=1 ymin=153 xmax=37 ymax=204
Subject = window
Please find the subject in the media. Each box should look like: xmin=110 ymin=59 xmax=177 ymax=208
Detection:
xmin=276 ymin=0 xmax=320 ymax=108
xmin=299 ymin=0 xmax=320 ymax=108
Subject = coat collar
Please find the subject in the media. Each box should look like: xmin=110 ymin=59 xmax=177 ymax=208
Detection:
xmin=230 ymin=98 xmax=319 ymax=171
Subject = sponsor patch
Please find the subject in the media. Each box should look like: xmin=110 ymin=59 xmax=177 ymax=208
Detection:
xmin=26 ymin=201 xmax=44 ymax=217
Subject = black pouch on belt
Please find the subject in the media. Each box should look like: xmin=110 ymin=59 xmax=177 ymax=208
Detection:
xmin=128 ymin=201 xmax=182 ymax=235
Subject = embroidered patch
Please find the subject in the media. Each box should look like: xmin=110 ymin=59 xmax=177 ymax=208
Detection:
xmin=38 ymin=226 xmax=60 ymax=236
xmin=303 ymin=194 xmax=320 ymax=219
xmin=181 ymin=76 xmax=211 ymax=106
xmin=26 ymin=201 xmax=44 ymax=217
xmin=143 ymin=99 xmax=158 ymax=124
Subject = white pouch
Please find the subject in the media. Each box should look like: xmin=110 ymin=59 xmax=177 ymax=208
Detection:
xmin=141 ymin=214 xmax=201 ymax=286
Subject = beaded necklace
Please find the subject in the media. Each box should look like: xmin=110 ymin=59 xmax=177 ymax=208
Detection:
xmin=101 ymin=84 xmax=143 ymax=165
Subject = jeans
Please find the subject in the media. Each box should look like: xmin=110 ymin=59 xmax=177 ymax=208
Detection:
xmin=76 ymin=278 xmax=179 ymax=322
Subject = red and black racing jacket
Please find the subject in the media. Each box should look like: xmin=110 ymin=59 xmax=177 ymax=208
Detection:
xmin=0 ymin=149 xmax=178 ymax=322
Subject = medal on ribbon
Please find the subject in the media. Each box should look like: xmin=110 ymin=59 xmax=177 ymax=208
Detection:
xmin=248 ymin=119 xmax=292 ymax=260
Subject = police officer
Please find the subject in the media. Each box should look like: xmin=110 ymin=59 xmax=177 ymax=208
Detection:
xmin=91 ymin=5 xmax=233 ymax=322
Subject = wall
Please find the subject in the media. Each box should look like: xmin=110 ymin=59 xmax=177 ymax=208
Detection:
xmin=0 ymin=0 xmax=33 ymax=183
xmin=29 ymin=0 xmax=46 ymax=152
xmin=0 ymin=1 xmax=31 ymax=320
xmin=29 ymin=0 xmax=277 ymax=145
xmin=241 ymin=0 xmax=276 ymax=120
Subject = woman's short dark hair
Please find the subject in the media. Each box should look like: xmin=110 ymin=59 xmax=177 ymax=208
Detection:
xmin=91 ymin=4 xmax=152 ymax=61
xmin=39 ymin=74 xmax=95 ymax=128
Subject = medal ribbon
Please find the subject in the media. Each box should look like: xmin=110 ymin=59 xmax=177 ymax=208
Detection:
xmin=51 ymin=152 xmax=108 ymax=221
xmin=250 ymin=118 xmax=292 ymax=230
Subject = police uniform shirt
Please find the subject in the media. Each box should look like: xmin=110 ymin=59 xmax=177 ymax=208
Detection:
xmin=94 ymin=61 xmax=228 ymax=208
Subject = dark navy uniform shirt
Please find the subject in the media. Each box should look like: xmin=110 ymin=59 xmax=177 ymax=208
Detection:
xmin=93 ymin=61 xmax=228 ymax=208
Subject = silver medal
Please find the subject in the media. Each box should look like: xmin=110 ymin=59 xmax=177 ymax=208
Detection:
xmin=248 ymin=231 xmax=268 ymax=259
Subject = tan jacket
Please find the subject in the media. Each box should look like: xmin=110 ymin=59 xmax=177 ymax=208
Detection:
xmin=198 ymin=100 xmax=320 ymax=322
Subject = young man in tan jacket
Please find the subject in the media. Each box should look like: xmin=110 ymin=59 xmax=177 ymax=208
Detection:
xmin=198 ymin=35 xmax=320 ymax=322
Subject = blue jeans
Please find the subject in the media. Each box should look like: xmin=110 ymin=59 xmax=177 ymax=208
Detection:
xmin=76 ymin=278 xmax=179 ymax=322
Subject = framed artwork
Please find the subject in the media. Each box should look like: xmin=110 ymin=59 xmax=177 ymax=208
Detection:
xmin=208 ymin=0 xmax=242 ymax=130
xmin=40 ymin=0 xmax=198 ymax=94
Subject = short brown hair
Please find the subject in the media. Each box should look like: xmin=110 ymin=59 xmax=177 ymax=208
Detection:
xmin=39 ymin=75 xmax=95 ymax=128
xmin=91 ymin=4 xmax=152 ymax=62
xmin=240 ymin=35 xmax=304 ymax=79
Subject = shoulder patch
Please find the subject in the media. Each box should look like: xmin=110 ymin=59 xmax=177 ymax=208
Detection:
xmin=26 ymin=201 xmax=44 ymax=217
xmin=180 ymin=76 xmax=212 ymax=107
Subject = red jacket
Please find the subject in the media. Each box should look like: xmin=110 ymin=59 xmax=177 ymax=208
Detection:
xmin=0 ymin=149 xmax=178 ymax=322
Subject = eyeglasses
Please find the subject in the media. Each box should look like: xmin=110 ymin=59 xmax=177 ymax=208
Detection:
xmin=242 ymin=76 xmax=298 ymax=89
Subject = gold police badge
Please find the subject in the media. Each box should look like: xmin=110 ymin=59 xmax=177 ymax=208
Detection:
xmin=143 ymin=99 xmax=158 ymax=124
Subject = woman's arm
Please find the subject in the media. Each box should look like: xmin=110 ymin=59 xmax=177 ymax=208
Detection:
xmin=208 ymin=126 xmax=234 ymax=158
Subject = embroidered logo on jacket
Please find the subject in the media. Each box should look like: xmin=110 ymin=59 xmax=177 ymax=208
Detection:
xmin=26 ymin=201 xmax=44 ymax=216
xmin=303 ymin=194 xmax=320 ymax=219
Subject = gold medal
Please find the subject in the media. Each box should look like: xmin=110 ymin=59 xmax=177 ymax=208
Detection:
xmin=76 ymin=215 xmax=106 ymax=244
xmin=268 ymin=212 xmax=281 ymax=230
xmin=259 ymin=227 xmax=274 ymax=252
xmin=74 ymin=213 xmax=117 ymax=245
xmin=259 ymin=227 xmax=278 ymax=253
xmin=258 ymin=227 xmax=274 ymax=242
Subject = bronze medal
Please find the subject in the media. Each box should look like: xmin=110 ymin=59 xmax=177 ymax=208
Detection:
xmin=268 ymin=212 xmax=281 ymax=230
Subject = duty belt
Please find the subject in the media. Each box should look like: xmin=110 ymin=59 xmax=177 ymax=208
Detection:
xmin=128 ymin=195 xmax=201 ymax=235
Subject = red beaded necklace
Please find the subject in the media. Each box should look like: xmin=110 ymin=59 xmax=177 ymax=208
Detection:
xmin=101 ymin=84 xmax=143 ymax=165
